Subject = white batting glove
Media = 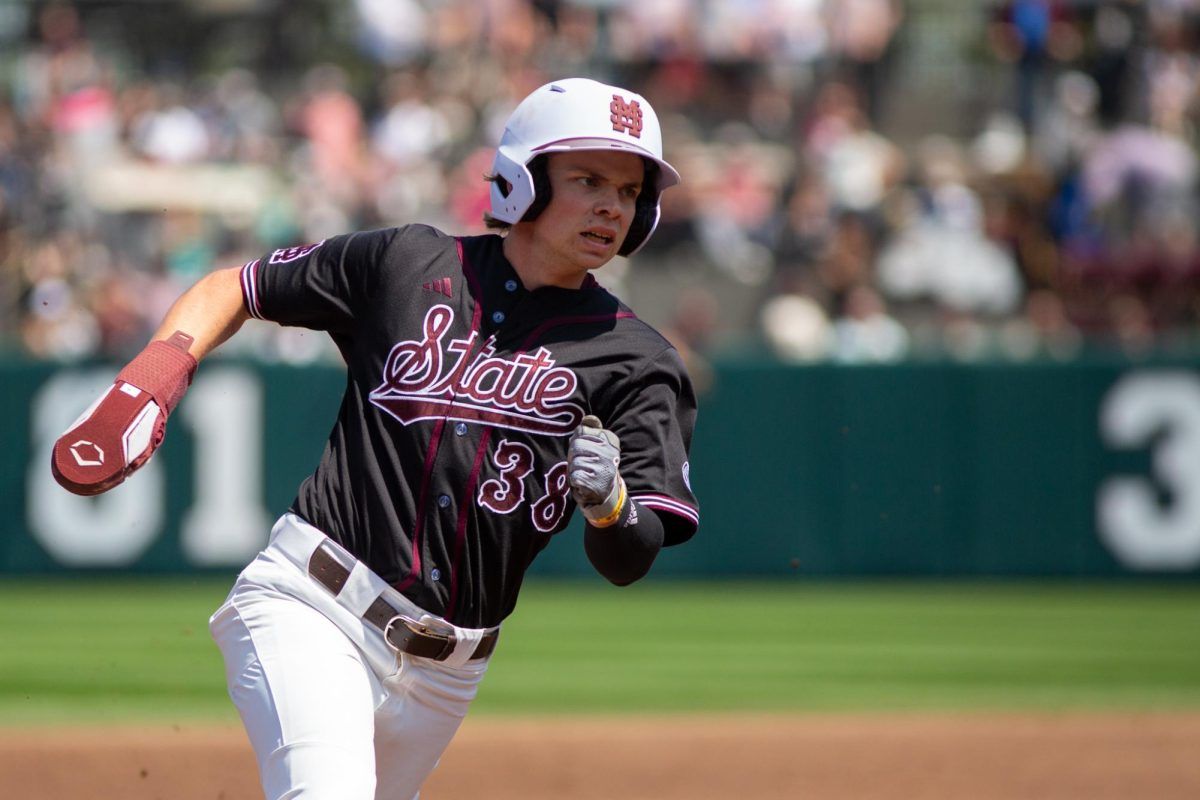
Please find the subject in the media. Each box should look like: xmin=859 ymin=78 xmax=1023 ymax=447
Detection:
xmin=568 ymin=415 xmax=627 ymax=528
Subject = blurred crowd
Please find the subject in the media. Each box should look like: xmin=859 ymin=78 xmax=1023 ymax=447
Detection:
xmin=2 ymin=0 xmax=1200 ymax=368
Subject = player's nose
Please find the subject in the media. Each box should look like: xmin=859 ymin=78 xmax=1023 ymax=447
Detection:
xmin=592 ymin=187 xmax=625 ymax=219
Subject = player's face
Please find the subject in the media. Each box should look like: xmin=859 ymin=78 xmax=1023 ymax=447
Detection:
xmin=534 ymin=150 xmax=644 ymax=274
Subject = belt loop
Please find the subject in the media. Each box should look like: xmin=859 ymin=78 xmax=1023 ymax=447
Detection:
xmin=308 ymin=544 xmax=349 ymax=596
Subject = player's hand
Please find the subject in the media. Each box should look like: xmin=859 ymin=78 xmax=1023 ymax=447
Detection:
xmin=51 ymin=332 xmax=197 ymax=496
xmin=568 ymin=415 xmax=627 ymax=528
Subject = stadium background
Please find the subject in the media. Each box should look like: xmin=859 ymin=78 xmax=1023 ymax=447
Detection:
xmin=2 ymin=1 xmax=1199 ymax=798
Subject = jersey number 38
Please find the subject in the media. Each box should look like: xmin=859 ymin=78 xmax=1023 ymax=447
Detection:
xmin=477 ymin=439 xmax=570 ymax=533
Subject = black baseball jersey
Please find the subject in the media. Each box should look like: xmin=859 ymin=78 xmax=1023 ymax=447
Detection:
xmin=240 ymin=225 xmax=699 ymax=628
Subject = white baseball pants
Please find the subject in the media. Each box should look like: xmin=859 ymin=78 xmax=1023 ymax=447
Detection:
xmin=209 ymin=514 xmax=494 ymax=800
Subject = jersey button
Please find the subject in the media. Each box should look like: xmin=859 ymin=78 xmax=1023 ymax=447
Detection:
xmin=504 ymin=279 xmax=518 ymax=292
xmin=454 ymin=422 xmax=468 ymax=436
xmin=437 ymin=494 xmax=452 ymax=509
xmin=492 ymin=310 xmax=506 ymax=324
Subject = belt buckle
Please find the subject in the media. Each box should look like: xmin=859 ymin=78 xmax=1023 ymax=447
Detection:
xmin=383 ymin=614 xmax=457 ymax=661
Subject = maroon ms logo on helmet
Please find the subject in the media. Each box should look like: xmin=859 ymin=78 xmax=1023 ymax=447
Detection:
xmin=368 ymin=306 xmax=585 ymax=436
xmin=609 ymin=94 xmax=642 ymax=138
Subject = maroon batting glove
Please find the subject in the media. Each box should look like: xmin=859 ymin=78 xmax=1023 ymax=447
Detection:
xmin=51 ymin=331 xmax=198 ymax=496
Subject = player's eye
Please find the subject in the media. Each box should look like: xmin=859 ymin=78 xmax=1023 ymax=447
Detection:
xmin=620 ymin=186 xmax=641 ymax=200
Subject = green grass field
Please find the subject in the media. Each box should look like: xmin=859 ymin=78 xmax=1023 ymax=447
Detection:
xmin=1 ymin=578 xmax=1198 ymax=725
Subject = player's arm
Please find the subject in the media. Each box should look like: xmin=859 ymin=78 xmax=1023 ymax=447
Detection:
xmin=50 ymin=266 xmax=250 ymax=495
xmin=569 ymin=415 xmax=665 ymax=585
xmin=152 ymin=265 xmax=250 ymax=359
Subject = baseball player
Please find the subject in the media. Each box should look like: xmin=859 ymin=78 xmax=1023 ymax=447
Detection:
xmin=51 ymin=77 xmax=698 ymax=799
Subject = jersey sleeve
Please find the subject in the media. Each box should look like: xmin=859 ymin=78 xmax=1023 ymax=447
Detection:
xmin=239 ymin=228 xmax=394 ymax=333
xmin=608 ymin=346 xmax=699 ymax=545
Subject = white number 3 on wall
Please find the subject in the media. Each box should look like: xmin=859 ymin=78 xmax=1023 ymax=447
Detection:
xmin=1098 ymin=370 xmax=1200 ymax=571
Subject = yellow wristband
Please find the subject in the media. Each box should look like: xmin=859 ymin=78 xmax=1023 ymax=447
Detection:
xmin=588 ymin=482 xmax=627 ymax=528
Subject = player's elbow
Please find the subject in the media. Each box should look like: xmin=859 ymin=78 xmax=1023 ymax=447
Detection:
xmin=584 ymin=529 xmax=658 ymax=586
xmin=583 ymin=504 xmax=664 ymax=586
xmin=601 ymin=564 xmax=651 ymax=587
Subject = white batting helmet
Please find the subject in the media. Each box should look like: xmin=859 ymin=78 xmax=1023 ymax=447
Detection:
xmin=489 ymin=77 xmax=681 ymax=256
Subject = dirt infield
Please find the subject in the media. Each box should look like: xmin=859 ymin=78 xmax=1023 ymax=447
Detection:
xmin=3 ymin=713 xmax=1198 ymax=799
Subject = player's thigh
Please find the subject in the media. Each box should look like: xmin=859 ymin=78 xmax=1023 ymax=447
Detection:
xmin=211 ymin=587 xmax=381 ymax=800
xmin=372 ymin=656 xmax=490 ymax=800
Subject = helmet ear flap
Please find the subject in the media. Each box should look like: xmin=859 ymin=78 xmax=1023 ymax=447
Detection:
xmin=519 ymin=155 xmax=553 ymax=223
xmin=618 ymin=161 xmax=662 ymax=257
xmin=490 ymin=148 xmax=536 ymax=223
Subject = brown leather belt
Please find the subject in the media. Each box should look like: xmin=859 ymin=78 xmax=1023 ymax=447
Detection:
xmin=308 ymin=543 xmax=498 ymax=662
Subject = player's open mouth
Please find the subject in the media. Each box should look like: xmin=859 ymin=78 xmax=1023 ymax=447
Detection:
xmin=581 ymin=231 xmax=614 ymax=245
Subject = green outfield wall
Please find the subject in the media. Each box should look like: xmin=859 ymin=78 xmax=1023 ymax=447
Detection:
xmin=4 ymin=356 xmax=1200 ymax=577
